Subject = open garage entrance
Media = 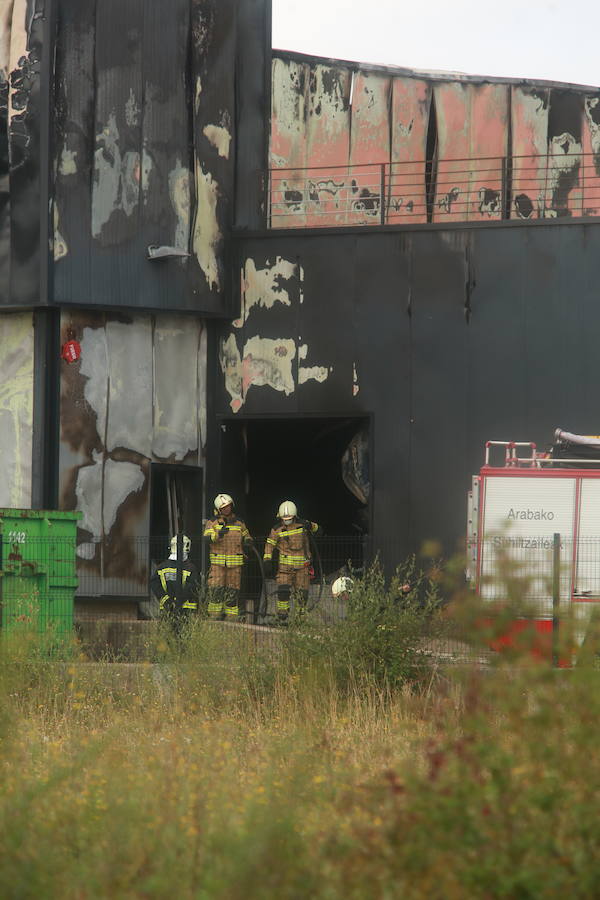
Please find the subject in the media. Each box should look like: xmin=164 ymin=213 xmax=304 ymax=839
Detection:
xmin=217 ymin=417 xmax=371 ymax=596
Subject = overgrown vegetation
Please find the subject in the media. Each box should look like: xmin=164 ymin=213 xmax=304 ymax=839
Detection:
xmin=1 ymin=560 xmax=599 ymax=898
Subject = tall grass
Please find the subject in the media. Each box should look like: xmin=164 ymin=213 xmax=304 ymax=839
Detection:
xmin=1 ymin=563 xmax=599 ymax=897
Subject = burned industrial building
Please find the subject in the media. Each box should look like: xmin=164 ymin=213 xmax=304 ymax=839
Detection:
xmin=3 ymin=0 xmax=600 ymax=612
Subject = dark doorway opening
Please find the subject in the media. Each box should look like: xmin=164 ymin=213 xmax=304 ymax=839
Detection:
xmin=218 ymin=417 xmax=370 ymax=585
xmin=149 ymin=464 xmax=203 ymax=570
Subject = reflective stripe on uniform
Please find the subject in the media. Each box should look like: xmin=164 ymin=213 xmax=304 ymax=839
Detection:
xmin=278 ymin=527 xmax=305 ymax=537
xmin=205 ymin=522 xmax=250 ymax=542
xmin=209 ymin=554 xmax=244 ymax=565
xmin=279 ymin=554 xmax=309 ymax=567
xmin=158 ymin=567 xmax=190 ymax=586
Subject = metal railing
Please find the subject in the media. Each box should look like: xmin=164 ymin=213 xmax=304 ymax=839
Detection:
xmin=266 ymin=153 xmax=600 ymax=228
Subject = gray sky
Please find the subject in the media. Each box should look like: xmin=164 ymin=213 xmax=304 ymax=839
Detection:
xmin=272 ymin=0 xmax=600 ymax=88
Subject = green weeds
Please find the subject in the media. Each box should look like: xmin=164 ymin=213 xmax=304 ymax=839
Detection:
xmin=0 ymin=559 xmax=599 ymax=897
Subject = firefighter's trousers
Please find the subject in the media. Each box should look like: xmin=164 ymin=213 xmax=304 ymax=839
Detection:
xmin=276 ymin=565 xmax=310 ymax=619
xmin=207 ymin=565 xmax=242 ymax=618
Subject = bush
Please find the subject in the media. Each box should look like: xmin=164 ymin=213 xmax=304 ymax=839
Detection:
xmin=284 ymin=559 xmax=445 ymax=691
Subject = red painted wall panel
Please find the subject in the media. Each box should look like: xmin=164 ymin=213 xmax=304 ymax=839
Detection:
xmin=389 ymin=78 xmax=431 ymax=224
xmin=433 ymin=83 xmax=508 ymax=223
xmin=348 ymin=72 xmax=391 ymax=225
xmin=270 ymin=58 xmax=309 ymax=226
xmin=304 ymin=64 xmax=352 ymax=226
xmin=270 ymin=54 xmax=596 ymax=228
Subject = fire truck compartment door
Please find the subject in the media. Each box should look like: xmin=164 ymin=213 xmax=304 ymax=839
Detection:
xmin=574 ymin=479 xmax=600 ymax=596
xmin=480 ymin=476 xmax=576 ymax=609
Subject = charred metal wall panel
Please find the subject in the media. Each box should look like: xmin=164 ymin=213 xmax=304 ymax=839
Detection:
xmin=0 ymin=2 xmax=12 ymax=295
xmin=305 ymin=65 xmax=352 ymax=227
xmin=511 ymin=86 xmax=598 ymax=220
xmin=224 ymin=223 xmax=600 ymax=557
xmin=390 ymin=79 xmax=431 ymax=224
xmin=293 ymin=236 xmax=355 ymax=408
xmin=546 ymin=91 xmax=584 ymax=217
xmin=221 ymin=253 xmax=309 ymax=414
xmin=1 ymin=0 xmax=269 ymax=311
xmin=270 ymin=59 xmax=432 ymax=228
xmin=408 ymin=231 xmax=468 ymax=548
xmin=189 ymin=0 xmax=236 ymax=296
xmin=59 ymin=310 xmax=206 ymax=595
xmin=51 ymin=0 xmax=93 ymax=296
xmin=234 ymin=0 xmax=271 ymax=228
xmin=433 ymin=83 xmax=508 ymax=223
xmin=0 ymin=310 xmax=34 ymax=505
xmin=348 ymin=72 xmax=391 ymax=226
xmin=582 ymin=93 xmax=600 ymax=216
xmin=307 ymin=65 xmax=351 ymax=168
xmin=52 ymin=0 xmax=248 ymax=313
xmin=351 ymin=235 xmax=411 ymax=551
xmin=511 ymin=86 xmax=550 ymax=220
xmin=271 ymin=56 xmax=308 ymax=172
xmin=0 ymin=0 xmax=51 ymax=307
xmin=465 ymin=230 xmax=528 ymax=458
xmin=270 ymin=57 xmax=309 ymax=226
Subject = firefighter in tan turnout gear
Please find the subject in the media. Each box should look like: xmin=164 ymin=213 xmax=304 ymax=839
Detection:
xmin=263 ymin=500 xmax=321 ymax=622
xmin=203 ymin=494 xmax=253 ymax=619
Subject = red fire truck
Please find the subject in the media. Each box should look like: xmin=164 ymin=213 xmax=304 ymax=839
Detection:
xmin=467 ymin=437 xmax=600 ymax=656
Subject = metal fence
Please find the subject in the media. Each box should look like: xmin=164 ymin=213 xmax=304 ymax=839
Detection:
xmin=266 ymin=153 xmax=600 ymax=228
xmin=69 ymin=533 xmax=367 ymax=601
xmin=0 ymin=531 xmax=368 ymax=624
xmin=2 ymin=531 xmax=600 ymax=664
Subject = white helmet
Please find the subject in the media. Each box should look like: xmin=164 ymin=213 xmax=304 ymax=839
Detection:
xmin=278 ymin=500 xmax=297 ymax=522
xmin=214 ymin=493 xmax=234 ymax=513
xmin=332 ymin=576 xmax=354 ymax=598
xmin=170 ymin=534 xmax=191 ymax=555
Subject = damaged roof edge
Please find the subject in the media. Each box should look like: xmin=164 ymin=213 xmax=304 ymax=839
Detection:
xmin=271 ymin=48 xmax=600 ymax=93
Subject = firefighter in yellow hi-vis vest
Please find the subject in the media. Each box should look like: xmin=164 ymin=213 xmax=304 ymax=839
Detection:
xmin=203 ymin=494 xmax=253 ymax=619
xmin=263 ymin=500 xmax=321 ymax=622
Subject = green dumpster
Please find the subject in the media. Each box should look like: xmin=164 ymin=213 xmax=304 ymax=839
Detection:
xmin=0 ymin=509 xmax=81 ymax=635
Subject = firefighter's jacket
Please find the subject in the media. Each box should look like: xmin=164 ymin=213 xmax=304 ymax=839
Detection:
xmin=203 ymin=516 xmax=252 ymax=567
xmin=264 ymin=520 xmax=320 ymax=569
xmin=150 ymin=557 xmax=200 ymax=611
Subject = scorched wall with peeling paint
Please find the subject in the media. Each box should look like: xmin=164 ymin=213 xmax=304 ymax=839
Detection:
xmin=225 ymin=222 xmax=600 ymax=559
xmin=7 ymin=1 xmax=600 ymax=574
xmin=0 ymin=0 xmax=270 ymax=311
xmin=219 ymin=254 xmax=338 ymax=414
xmin=0 ymin=311 xmax=34 ymax=507
xmin=59 ymin=310 xmax=207 ymax=595
xmin=50 ymin=0 xmax=269 ymax=314
xmin=270 ymin=52 xmax=600 ymax=225
xmin=0 ymin=0 xmax=49 ymax=306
